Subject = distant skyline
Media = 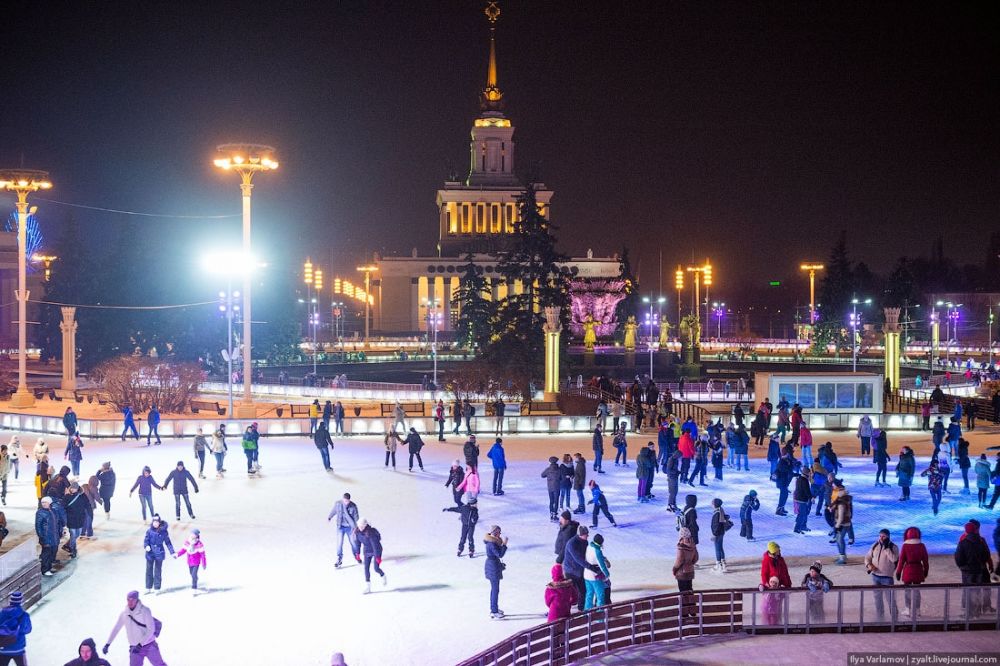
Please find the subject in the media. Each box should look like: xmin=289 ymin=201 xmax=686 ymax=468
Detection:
xmin=1 ymin=1 xmax=996 ymax=308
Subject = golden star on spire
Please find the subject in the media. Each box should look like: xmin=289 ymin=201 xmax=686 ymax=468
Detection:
xmin=485 ymin=1 xmax=500 ymax=24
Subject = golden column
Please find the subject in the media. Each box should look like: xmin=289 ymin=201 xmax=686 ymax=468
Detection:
xmin=883 ymin=307 xmax=902 ymax=394
xmin=0 ymin=169 xmax=53 ymax=408
xmin=799 ymin=263 xmax=824 ymax=337
xmin=543 ymin=307 xmax=561 ymax=400
xmin=59 ymin=307 xmax=78 ymax=391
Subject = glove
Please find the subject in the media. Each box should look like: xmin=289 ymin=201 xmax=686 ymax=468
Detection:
xmin=376 ymin=557 xmax=382 ymax=565
xmin=145 ymin=545 xmax=151 ymax=552
xmin=195 ymin=489 xmax=199 ymax=493
xmin=103 ymin=644 xmax=110 ymax=655
xmin=758 ymin=584 xmax=765 ymax=592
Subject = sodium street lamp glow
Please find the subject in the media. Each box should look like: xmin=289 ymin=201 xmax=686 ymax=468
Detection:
xmin=642 ymin=295 xmax=667 ymax=379
xmin=0 ymin=169 xmax=53 ymax=409
xmin=850 ymin=297 xmax=872 ymax=372
xmin=356 ymin=264 xmax=378 ymax=344
xmin=799 ymin=263 xmax=825 ymax=327
xmin=213 ymin=144 xmax=277 ymax=418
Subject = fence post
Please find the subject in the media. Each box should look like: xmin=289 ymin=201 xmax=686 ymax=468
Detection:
xmin=836 ymin=590 xmax=843 ymax=633
xmin=751 ymin=591 xmax=757 ymax=634
xmin=859 ymin=589 xmax=864 ymax=633
xmin=944 ymin=588 xmax=950 ymax=629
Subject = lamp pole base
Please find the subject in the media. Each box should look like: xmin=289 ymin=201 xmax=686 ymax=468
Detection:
xmin=235 ymin=403 xmax=257 ymax=419
xmin=543 ymin=392 xmax=559 ymax=402
xmin=10 ymin=389 xmax=36 ymax=409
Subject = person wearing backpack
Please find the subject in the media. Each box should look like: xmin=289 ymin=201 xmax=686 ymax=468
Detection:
xmin=710 ymin=498 xmax=732 ymax=573
xmin=103 ymin=590 xmax=166 ymax=665
xmin=0 ymin=591 xmax=31 ymax=666
xmin=678 ymin=494 xmax=699 ymax=544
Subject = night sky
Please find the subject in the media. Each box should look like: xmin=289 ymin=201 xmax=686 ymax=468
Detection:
xmin=1 ymin=1 xmax=996 ymax=307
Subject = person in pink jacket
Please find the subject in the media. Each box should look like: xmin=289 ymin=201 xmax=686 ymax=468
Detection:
xmin=174 ymin=528 xmax=207 ymax=592
xmin=544 ymin=563 xmax=578 ymax=622
xmin=456 ymin=465 xmax=480 ymax=500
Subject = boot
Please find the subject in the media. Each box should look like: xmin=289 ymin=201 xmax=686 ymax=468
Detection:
xmin=713 ymin=561 xmax=721 ymax=573
xmin=469 ymin=550 xmax=475 ymax=558
xmin=721 ymin=560 xmax=727 ymax=573
xmin=363 ymin=582 xmax=371 ymax=594
xmin=381 ymin=573 xmax=387 ymax=587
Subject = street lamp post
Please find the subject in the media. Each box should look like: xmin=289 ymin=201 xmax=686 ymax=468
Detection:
xmin=0 ymin=170 xmax=53 ymax=409
xmin=218 ymin=281 xmax=241 ymax=417
xmin=850 ymin=297 xmax=872 ymax=372
xmin=674 ymin=267 xmax=684 ymax=334
xmin=929 ymin=308 xmax=939 ymax=377
xmin=799 ymin=263 xmax=825 ymax=327
xmin=202 ymin=253 xmax=253 ymax=418
xmin=713 ymin=302 xmax=726 ymax=339
xmin=425 ymin=299 xmax=441 ymax=390
xmin=213 ymin=144 xmax=277 ymax=419
xmin=989 ymin=306 xmax=995 ymax=368
xmin=356 ymin=264 xmax=378 ymax=345
xmin=331 ymin=302 xmax=344 ymax=359
xmin=642 ymin=295 xmax=666 ymax=379
xmin=685 ymin=260 xmax=712 ymax=342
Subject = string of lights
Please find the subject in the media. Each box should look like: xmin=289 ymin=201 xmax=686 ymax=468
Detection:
xmin=28 ymin=299 xmax=216 ymax=310
xmin=31 ymin=197 xmax=239 ymax=219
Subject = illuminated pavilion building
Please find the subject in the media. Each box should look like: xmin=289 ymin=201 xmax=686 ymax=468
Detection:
xmin=373 ymin=4 xmax=620 ymax=334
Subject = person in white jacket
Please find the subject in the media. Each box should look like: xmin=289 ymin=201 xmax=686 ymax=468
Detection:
xmin=856 ymin=415 xmax=874 ymax=457
xmin=103 ymin=591 xmax=166 ymax=665
xmin=33 ymin=438 xmax=48 ymax=463
xmin=7 ymin=435 xmax=20 ymax=479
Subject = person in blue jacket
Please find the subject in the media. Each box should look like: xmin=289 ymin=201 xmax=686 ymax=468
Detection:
xmin=484 ymin=525 xmax=509 ymax=619
xmin=946 ymin=417 xmax=962 ymax=459
xmin=62 ymin=407 xmax=79 ymax=446
xmin=121 ymin=406 xmax=139 ymax=442
xmin=561 ymin=524 xmax=602 ymax=612
xmin=143 ymin=515 xmax=175 ymax=593
xmin=486 ymin=437 xmax=507 ymax=496
xmin=64 ymin=433 xmax=85 ymax=478
xmin=766 ymin=435 xmax=781 ymax=476
xmin=35 ymin=496 xmax=61 ymax=576
xmin=146 ymin=406 xmax=161 ymax=446
xmin=0 ymin=590 xmax=31 ymax=665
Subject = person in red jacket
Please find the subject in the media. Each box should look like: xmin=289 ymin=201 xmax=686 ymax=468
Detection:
xmin=760 ymin=541 xmax=792 ymax=589
xmin=895 ymin=526 xmax=929 ymax=618
xmin=544 ymin=563 xmax=579 ymax=622
xmin=677 ymin=432 xmax=695 ymax=482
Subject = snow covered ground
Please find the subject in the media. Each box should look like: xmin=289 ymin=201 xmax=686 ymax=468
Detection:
xmin=3 ymin=427 xmax=998 ymax=665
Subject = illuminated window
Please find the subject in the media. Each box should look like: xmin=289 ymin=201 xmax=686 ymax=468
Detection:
xmin=505 ymin=203 xmax=516 ymax=232
xmin=476 ymin=203 xmax=486 ymax=234
xmin=490 ymin=203 xmax=501 ymax=233
xmin=461 ymin=204 xmax=471 ymax=233
xmin=447 ymin=203 xmax=457 ymax=234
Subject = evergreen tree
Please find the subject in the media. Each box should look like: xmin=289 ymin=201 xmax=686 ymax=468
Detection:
xmin=452 ymin=253 xmax=494 ymax=351
xmin=812 ymin=231 xmax=854 ymax=351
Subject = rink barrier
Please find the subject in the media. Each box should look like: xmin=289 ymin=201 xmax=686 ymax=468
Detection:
xmin=457 ymin=584 xmax=1000 ymax=666
xmin=0 ymin=412 xmax=632 ymax=439
xmin=0 ymin=541 xmax=42 ymax=609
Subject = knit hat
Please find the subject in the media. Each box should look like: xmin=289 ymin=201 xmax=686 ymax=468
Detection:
xmin=879 ymin=528 xmax=890 ymax=537
xmin=176 ymin=460 xmax=185 ymax=467
xmin=40 ymin=496 xmax=52 ymax=505
xmin=549 ymin=456 xmax=559 ymax=463
xmin=592 ymin=534 xmax=604 ymax=546
xmin=8 ymin=591 xmax=23 ymax=606
xmin=69 ymin=481 xmax=80 ymax=490
xmin=143 ymin=465 xmax=151 ymax=473
xmin=330 ymin=653 xmax=347 ymax=666
xmin=192 ymin=528 xmax=201 ymax=537
xmin=560 ymin=510 xmax=572 ymax=520
xmin=127 ymin=590 xmax=140 ymax=601
xmin=453 ymin=459 xmax=462 ymax=467
xmin=489 ymin=524 xmax=500 ymax=534
xmin=767 ymin=541 xmax=780 ymax=554
xmin=964 ymin=521 xmax=977 ymax=535
xmin=357 ymin=518 xmax=368 ymax=529
xmin=748 ymin=489 xmax=757 ymax=497
xmin=809 ymin=561 xmax=823 ymax=573
xmin=577 ymin=525 xmax=589 ymax=536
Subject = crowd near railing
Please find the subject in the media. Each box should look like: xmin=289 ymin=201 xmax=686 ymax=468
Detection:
xmin=457 ymin=584 xmax=1000 ymax=666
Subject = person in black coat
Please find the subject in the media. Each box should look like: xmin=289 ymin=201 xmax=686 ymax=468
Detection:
xmin=458 ymin=497 xmax=479 ymax=558
xmin=792 ymin=470 xmax=813 ymax=534
xmin=592 ymin=425 xmax=605 ymax=473
xmin=572 ymin=454 xmax=587 ymax=514
xmin=405 ymin=428 xmax=425 ymax=472
xmin=96 ymin=462 xmax=116 ymax=519
xmin=680 ymin=494 xmax=699 ymax=544
xmin=322 ymin=400 xmax=333 ymax=431
xmin=666 ymin=450 xmax=682 ymax=512
xmin=63 ymin=481 xmax=93 ymax=558
xmin=553 ymin=511 xmax=579 ymax=564
xmin=463 ymin=435 xmax=479 ymax=470
xmin=161 ymin=461 xmax=199 ymax=521
xmin=774 ymin=450 xmax=796 ymax=515
xmin=356 ymin=518 xmax=385 ymax=593
xmin=562 ymin=525 xmax=602 ymax=612
xmin=443 ymin=460 xmax=466 ymax=511
xmin=541 ymin=457 xmax=562 ymax=522
xmin=313 ymin=421 xmax=334 ymax=471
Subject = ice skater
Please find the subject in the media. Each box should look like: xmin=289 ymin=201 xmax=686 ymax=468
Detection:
xmin=444 ymin=460 xmax=466 ymax=511
xmin=328 ymin=493 xmax=360 ymax=568
xmin=313 ymin=421 xmax=334 ymax=471
xmin=405 ymin=428 xmax=425 ymax=472
xmin=484 ymin=524 xmax=508 ymax=619
xmin=587 ymin=480 xmax=617 ymax=528
xmin=384 ymin=426 xmax=400 ymax=470
xmin=613 ymin=425 xmax=628 ymax=467
xmin=97 ymin=462 xmax=116 ymax=520
xmin=193 ymin=428 xmax=209 ymax=479
xmin=146 ymin=405 xmax=161 ymax=446
xmin=143 ymin=515 xmax=174 ymax=594
xmin=174 ymin=528 xmax=207 ymax=593
xmin=709 ymin=498 xmax=732 ymax=572
xmin=103 ymin=591 xmax=168 ymax=665
xmin=356 ymin=518 xmax=386 ymax=593
xmin=129 ymin=467 xmax=162 ymax=521
xmin=210 ymin=428 xmax=227 ymax=478
xmin=121 ymin=406 xmax=140 ymax=442
xmin=161 ymin=461 xmax=198 ymax=521
xmin=486 ymin=437 xmax=507 ymax=495
xmin=457 ymin=496 xmax=478 ymax=558
xmin=542 ymin=457 xmax=562 ymax=521
xmin=739 ymin=489 xmax=759 ymax=541
xmin=64 ymin=432 xmax=84 ymax=478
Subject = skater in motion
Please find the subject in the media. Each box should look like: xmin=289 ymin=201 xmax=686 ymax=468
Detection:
xmin=129 ymin=467 xmax=162 ymax=521
xmin=443 ymin=461 xmax=465 ymax=511
xmin=740 ymin=489 xmax=759 ymax=541
xmin=193 ymin=428 xmax=209 ymax=479
xmin=143 ymin=515 xmax=174 ymax=594
xmin=313 ymin=421 xmax=334 ymax=471
xmin=457 ymin=496 xmax=478 ymax=558
xmin=328 ymin=493 xmax=360 ymax=568
xmin=383 ymin=426 xmax=400 ymax=470
xmin=241 ymin=424 xmax=260 ymax=474
xmin=174 ymin=528 xmax=207 ymax=592
xmin=103 ymin=590 xmax=167 ymax=665
xmin=146 ymin=405 xmax=162 ymax=446
xmin=121 ymin=406 xmax=139 ymax=442
xmin=356 ymin=518 xmax=386 ymax=594
xmin=484 ymin=525 xmax=508 ymax=619
xmin=586 ymin=480 xmax=617 ymax=528
xmin=405 ymin=428 xmax=425 ymax=472
xmin=96 ymin=462 xmax=116 ymax=520
xmin=161 ymin=461 xmax=198 ymax=522
xmin=210 ymin=428 xmax=227 ymax=478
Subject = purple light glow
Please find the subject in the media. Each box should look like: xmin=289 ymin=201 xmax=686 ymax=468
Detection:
xmin=569 ymin=279 xmax=627 ymax=338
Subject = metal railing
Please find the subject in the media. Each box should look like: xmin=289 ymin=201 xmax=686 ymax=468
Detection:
xmin=458 ymin=584 xmax=999 ymax=666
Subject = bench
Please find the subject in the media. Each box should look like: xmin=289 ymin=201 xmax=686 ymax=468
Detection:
xmin=380 ymin=402 xmax=426 ymax=417
xmin=289 ymin=404 xmax=312 ymax=418
xmin=54 ymin=389 xmax=84 ymax=403
xmin=524 ymin=401 xmax=560 ymax=415
xmin=190 ymin=399 xmax=226 ymax=416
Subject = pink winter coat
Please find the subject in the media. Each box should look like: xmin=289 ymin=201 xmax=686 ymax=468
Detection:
xmin=457 ymin=470 xmax=480 ymax=496
xmin=176 ymin=538 xmax=207 ymax=568
xmin=544 ymin=564 xmax=578 ymax=622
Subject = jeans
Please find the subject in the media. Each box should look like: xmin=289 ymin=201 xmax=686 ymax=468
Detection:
xmin=860 ymin=436 xmax=871 ymax=455
xmin=384 ymin=450 xmax=396 ymax=468
xmin=836 ymin=526 xmax=849 ymax=556
xmin=871 ymin=574 xmax=897 ymax=618
xmin=83 ymin=510 xmax=94 ymax=537
xmin=309 ymin=417 xmax=317 ymax=435
xmin=465 ymin=417 xmax=472 ymax=436
xmin=591 ymin=498 xmax=615 ymax=527
xmin=438 ymin=418 xmax=446 ymax=440
xmin=458 ymin=522 xmax=476 ymax=553
xmin=70 ymin=459 xmax=81 ymax=477
xmin=147 ymin=424 xmax=160 ymax=444
xmin=741 ymin=519 xmax=754 ymax=540
xmin=189 ymin=564 xmax=201 ymax=589
xmin=736 ymin=453 xmax=748 ymax=470
xmin=930 ymin=488 xmax=942 ymax=514
xmin=245 ymin=449 xmax=255 ymax=472
xmin=492 ymin=468 xmax=505 ymax=494
xmin=713 ymin=534 xmax=725 ymax=561
xmin=145 ymin=557 xmax=164 ymax=589
xmin=363 ymin=554 xmax=384 ymax=582
xmin=876 ymin=462 xmax=887 ymax=484
xmin=584 ymin=579 xmax=605 ymax=610
xmin=453 ymin=419 xmax=461 ymax=435
xmin=408 ymin=452 xmax=423 ymax=470
xmin=196 ymin=450 xmax=206 ymax=475
xmin=989 ymin=485 xmax=1000 ymax=509
xmin=559 ymin=484 xmax=571 ymax=507
xmin=814 ymin=492 xmax=827 ymax=515
xmin=10 ymin=458 xmax=17 ymax=479
xmin=576 ymin=488 xmax=585 ymax=510
xmin=713 ymin=465 xmax=723 ymax=481
xmin=40 ymin=544 xmax=57 ymax=573
xmin=122 ymin=422 xmax=139 ymax=439
xmin=67 ymin=527 xmax=81 ymax=556
xmin=593 ymin=450 xmax=603 ymax=471
xmin=495 ymin=417 xmax=504 ymax=436
xmin=688 ymin=460 xmax=707 ymax=485
xmin=777 ymin=483 xmax=790 ymax=511
xmin=335 ymin=417 xmax=344 ymax=435
xmin=100 ymin=492 xmax=112 ymax=514
xmin=904 ymin=586 xmax=922 ymax=615
xmin=337 ymin=526 xmax=358 ymax=560
xmin=214 ymin=451 xmax=225 ymax=472
xmin=139 ymin=494 xmax=155 ymax=520
xmin=794 ymin=500 xmax=811 ymax=531
xmin=0 ymin=479 xmax=5 ymax=503
xmin=801 ymin=445 xmax=812 ymax=468
xmin=548 ymin=490 xmax=559 ymax=516
xmin=961 ymin=467 xmax=969 ymax=490
xmin=614 ymin=446 xmax=627 ymax=465
xmin=489 ymin=578 xmax=501 ymax=613
xmin=979 ymin=487 xmax=988 ymax=505
xmin=318 ymin=446 xmax=331 ymax=469
xmin=128 ymin=640 xmax=167 ymax=666
xmin=174 ymin=493 xmax=194 ymax=519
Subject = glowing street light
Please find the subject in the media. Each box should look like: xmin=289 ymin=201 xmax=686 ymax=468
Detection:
xmin=712 ymin=302 xmax=726 ymax=338
xmin=213 ymin=144 xmax=277 ymax=418
xmin=0 ymin=170 xmax=53 ymax=408
xmin=799 ymin=263 xmax=824 ymax=326
xmin=674 ymin=266 xmax=684 ymax=329
xmin=850 ymin=297 xmax=872 ymax=372
xmin=425 ymin=298 xmax=442 ymax=390
xmin=642 ymin=295 xmax=667 ymax=379
xmin=356 ymin=264 xmax=378 ymax=344
xmin=685 ymin=260 xmax=713 ymax=342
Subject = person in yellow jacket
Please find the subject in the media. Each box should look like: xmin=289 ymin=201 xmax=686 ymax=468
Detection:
xmin=308 ymin=399 xmax=320 ymax=435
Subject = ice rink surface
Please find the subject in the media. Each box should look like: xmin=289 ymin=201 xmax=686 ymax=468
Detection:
xmin=3 ymin=427 xmax=997 ymax=665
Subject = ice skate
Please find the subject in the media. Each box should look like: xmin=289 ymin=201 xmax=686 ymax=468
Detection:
xmin=363 ymin=582 xmax=371 ymax=594
xmin=381 ymin=573 xmax=387 ymax=587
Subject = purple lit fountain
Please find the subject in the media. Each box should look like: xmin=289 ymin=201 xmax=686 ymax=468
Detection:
xmin=569 ymin=279 xmax=627 ymax=339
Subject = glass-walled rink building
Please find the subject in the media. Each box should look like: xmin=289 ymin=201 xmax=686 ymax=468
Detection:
xmin=752 ymin=372 xmax=911 ymax=430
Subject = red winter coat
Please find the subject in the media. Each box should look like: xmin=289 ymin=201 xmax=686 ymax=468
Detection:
xmin=544 ymin=564 xmax=579 ymax=622
xmin=896 ymin=527 xmax=929 ymax=584
xmin=760 ymin=552 xmax=792 ymax=588
xmin=678 ymin=433 xmax=696 ymax=460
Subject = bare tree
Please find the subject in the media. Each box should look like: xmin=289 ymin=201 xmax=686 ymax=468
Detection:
xmin=92 ymin=356 xmax=203 ymax=413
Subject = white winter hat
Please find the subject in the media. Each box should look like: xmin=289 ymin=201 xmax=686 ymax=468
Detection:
xmin=357 ymin=518 xmax=368 ymax=529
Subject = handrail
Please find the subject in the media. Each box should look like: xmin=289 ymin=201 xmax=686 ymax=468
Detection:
xmin=457 ymin=583 xmax=1000 ymax=666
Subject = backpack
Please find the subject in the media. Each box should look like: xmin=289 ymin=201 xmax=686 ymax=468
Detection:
xmin=0 ymin=613 xmax=24 ymax=647
xmin=129 ymin=613 xmax=163 ymax=638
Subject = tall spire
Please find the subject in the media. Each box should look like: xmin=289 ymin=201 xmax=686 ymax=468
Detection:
xmin=480 ymin=2 xmax=503 ymax=113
